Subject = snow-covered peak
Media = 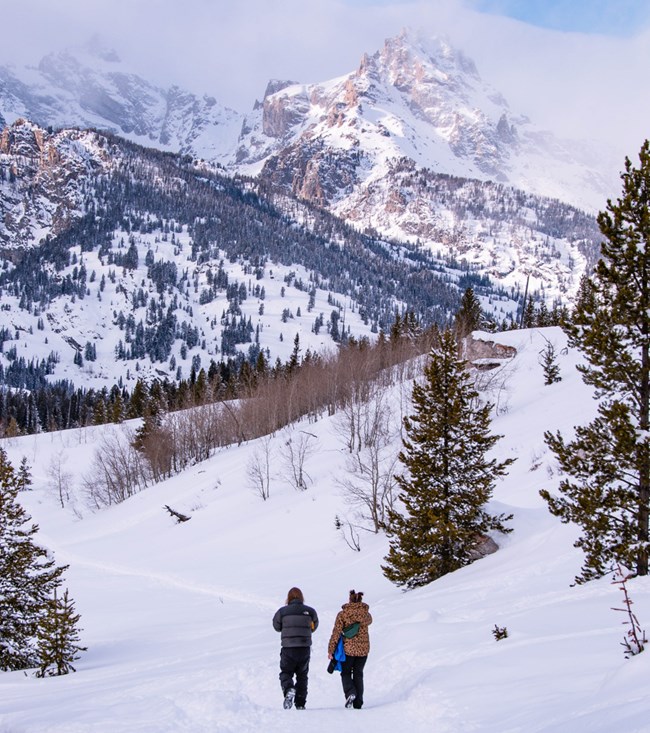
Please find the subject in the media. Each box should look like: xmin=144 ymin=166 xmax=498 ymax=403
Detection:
xmin=375 ymin=28 xmax=481 ymax=88
xmin=38 ymin=37 xmax=125 ymax=82
xmin=234 ymin=30 xmax=614 ymax=210
xmin=81 ymin=35 xmax=122 ymax=64
xmin=0 ymin=42 xmax=243 ymax=164
xmin=262 ymin=79 xmax=300 ymax=99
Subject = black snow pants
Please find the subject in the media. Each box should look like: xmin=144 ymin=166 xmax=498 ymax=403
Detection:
xmin=279 ymin=647 xmax=311 ymax=707
xmin=340 ymin=654 xmax=367 ymax=708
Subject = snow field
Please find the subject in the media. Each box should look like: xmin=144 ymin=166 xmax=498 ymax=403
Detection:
xmin=2 ymin=327 xmax=650 ymax=732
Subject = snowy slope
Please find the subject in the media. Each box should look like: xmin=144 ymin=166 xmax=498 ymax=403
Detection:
xmin=0 ymin=121 xmax=389 ymax=391
xmin=2 ymin=327 xmax=650 ymax=732
xmin=0 ymin=222 xmax=374 ymax=391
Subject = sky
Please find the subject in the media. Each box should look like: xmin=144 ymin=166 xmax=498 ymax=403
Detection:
xmin=0 ymin=0 xmax=649 ymax=154
xmin=468 ymin=0 xmax=650 ymax=35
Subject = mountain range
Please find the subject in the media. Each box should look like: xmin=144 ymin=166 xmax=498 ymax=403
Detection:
xmin=0 ymin=30 xmax=611 ymax=394
xmin=2 ymin=118 xmax=497 ymax=394
xmin=0 ymin=30 xmax=618 ymax=215
xmin=0 ymin=38 xmax=242 ymax=163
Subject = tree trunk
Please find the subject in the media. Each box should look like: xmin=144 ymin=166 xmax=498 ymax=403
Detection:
xmin=638 ymin=281 xmax=650 ymax=575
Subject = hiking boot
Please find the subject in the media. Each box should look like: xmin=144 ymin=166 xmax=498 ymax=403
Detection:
xmin=295 ymin=705 xmax=306 ymax=710
xmin=345 ymin=693 xmax=356 ymax=709
xmin=283 ymin=687 xmax=295 ymax=709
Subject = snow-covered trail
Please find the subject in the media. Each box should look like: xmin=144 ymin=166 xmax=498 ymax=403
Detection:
xmin=3 ymin=328 xmax=650 ymax=733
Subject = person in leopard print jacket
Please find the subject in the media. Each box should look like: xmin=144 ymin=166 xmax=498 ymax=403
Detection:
xmin=327 ymin=589 xmax=372 ymax=709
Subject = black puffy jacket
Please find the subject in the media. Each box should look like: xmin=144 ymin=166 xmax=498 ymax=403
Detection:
xmin=273 ymin=599 xmax=319 ymax=648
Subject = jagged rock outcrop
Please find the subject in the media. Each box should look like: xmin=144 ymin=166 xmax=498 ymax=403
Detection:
xmin=0 ymin=119 xmax=108 ymax=257
xmin=463 ymin=334 xmax=518 ymax=370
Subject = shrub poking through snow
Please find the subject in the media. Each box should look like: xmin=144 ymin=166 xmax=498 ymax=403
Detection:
xmin=612 ymin=564 xmax=647 ymax=659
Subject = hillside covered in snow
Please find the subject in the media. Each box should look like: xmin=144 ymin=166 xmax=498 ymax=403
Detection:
xmin=2 ymin=327 xmax=650 ymax=733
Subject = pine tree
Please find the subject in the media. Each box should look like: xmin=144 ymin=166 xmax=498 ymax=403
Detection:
xmin=127 ymin=379 xmax=149 ymax=418
xmin=536 ymin=301 xmax=550 ymax=327
xmin=522 ymin=298 xmax=537 ymax=328
xmin=382 ymin=330 xmax=514 ymax=588
xmin=17 ymin=456 xmax=33 ymax=491
xmin=389 ymin=312 xmax=403 ymax=343
xmin=541 ymin=140 xmax=650 ymax=582
xmin=454 ymin=287 xmax=482 ymax=337
xmin=109 ymin=390 xmax=125 ymax=423
xmin=539 ymin=338 xmax=562 ymax=385
xmin=0 ymin=448 xmax=66 ymax=670
xmin=287 ymin=333 xmax=301 ymax=375
xmin=35 ymin=588 xmax=86 ymax=677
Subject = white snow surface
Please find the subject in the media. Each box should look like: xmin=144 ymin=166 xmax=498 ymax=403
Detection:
xmin=2 ymin=327 xmax=650 ymax=733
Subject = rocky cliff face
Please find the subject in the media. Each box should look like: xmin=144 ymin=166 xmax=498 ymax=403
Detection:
xmin=0 ymin=119 xmax=110 ymax=257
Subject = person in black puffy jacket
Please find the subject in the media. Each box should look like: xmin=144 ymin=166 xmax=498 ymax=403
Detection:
xmin=272 ymin=587 xmax=319 ymax=710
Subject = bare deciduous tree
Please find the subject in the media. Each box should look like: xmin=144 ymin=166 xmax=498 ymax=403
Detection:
xmin=335 ymin=515 xmax=362 ymax=551
xmin=471 ymin=360 xmax=515 ymax=416
xmin=282 ymin=429 xmax=317 ymax=491
xmin=47 ymin=453 xmax=72 ymax=509
xmin=83 ymin=428 xmax=149 ymax=508
xmin=336 ymin=387 xmax=399 ymax=533
xmin=247 ymin=436 xmax=274 ymax=500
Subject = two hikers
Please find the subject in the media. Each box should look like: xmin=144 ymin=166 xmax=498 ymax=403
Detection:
xmin=273 ymin=586 xmax=372 ymax=710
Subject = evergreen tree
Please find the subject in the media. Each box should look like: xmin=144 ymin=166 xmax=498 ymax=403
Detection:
xmin=109 ymin=390 xmax=125 ymax=423
xmin=127 ymin=379 xmax=149 ymax=419
xmin=35 ymin=588 xmax=86 ymax=677
xmin=403 ymin=311 xmax=422 ymax=340
xmin=454 ymin=287 xmax=482 ymax=337
xmin=389 ymin=312 xmax=403 ymax=343
xmin=0 ymin=448 xmax=66 ymax=670
xmin=521 ymin=298 xmax=537 ymax=328
xmin=541 ymin=140 xmax=650 ymax=581
xmin=92 ymin=398 xmax=107 ymax=425
xmin=382 ymin=330 xmax=514 ymax=588
xmin=539 ymin=338 xmax=562 ymax=385
xmin=288 ymin=333 xmax=301 ymax=375
xmin=537 ymin=301 xmax=550 ymax=327
xmin=17 ymin=456 xmax=33 ymax=491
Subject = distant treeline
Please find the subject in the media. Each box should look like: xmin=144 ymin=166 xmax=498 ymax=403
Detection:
xmin=0 ymin=300 xmax=563 ymax=439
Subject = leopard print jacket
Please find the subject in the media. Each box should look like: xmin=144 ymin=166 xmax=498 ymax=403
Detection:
xmin=327 ymin=601 xmax=372 ymax=657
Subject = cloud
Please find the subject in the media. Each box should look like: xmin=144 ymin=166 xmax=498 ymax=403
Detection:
xmin=0 ymin=0 xmax=647 ymax=159
xmin=0 ymin=0 xmax=466 ymax=106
